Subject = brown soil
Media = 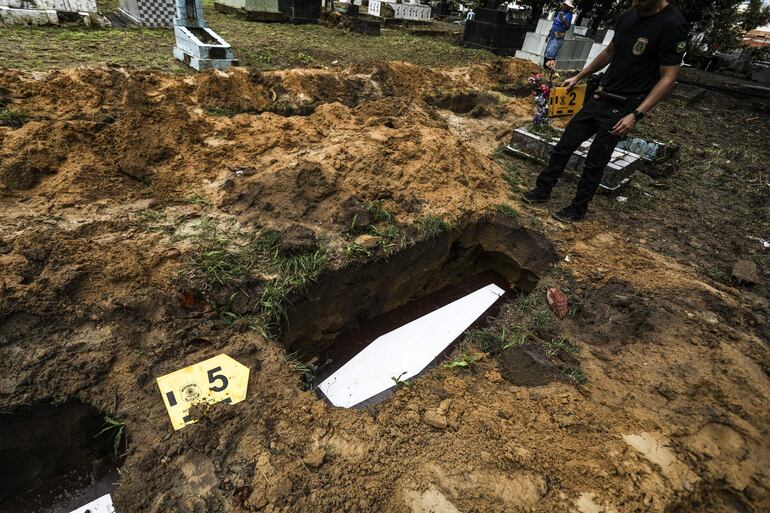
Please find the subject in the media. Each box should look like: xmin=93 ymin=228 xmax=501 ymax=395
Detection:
xmin=1 ymin=59 xmax=769 ymax=513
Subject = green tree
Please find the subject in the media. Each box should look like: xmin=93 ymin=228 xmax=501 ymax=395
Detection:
xmin=739 ymin=0 xmax=770 ymax=34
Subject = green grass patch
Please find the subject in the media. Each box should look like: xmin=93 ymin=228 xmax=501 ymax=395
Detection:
xmin=0 ymin=108 xmax=28 ymax=127
xmin=467 ymin=325 xmax=526 ymax=353
xmin=370 ymin=222 xmax=407 ymax=254
xmin=96 ymin=415 xmax=125 ymax=458
xmin=391 ymin=371 xmax=414 ymax=389
xmin=545 ymin=336 xmax=579 ymax=357
xmin=204 ymin=106 xmax=236 ymax=117
xmin=444 ymin=352 xmax=480 ymax=372
xmin=564 ymin=367 xmax=587 ymax=385
xmin=284 ymin=350 xmax=314 ymax=387
xmin=494 ymin=203 xmax=518 ymax=217
xmin=527 ymin=122 xmax=561 ymax=141
xmin=184 ymin=192 xmax=213 ymax=208
xmin=366 ymin=200 xmax=395 ymax=225
xmin=344 ymin=201 xmax=411 ymax=258
xmin=419 ymin=215 xmax=449 ymax=239
xmin=138 ymin=208 xmax=164 ymax=230
xmin=0 ymin=1 xmax=496 ymax=72
xmin=344 ymin=242 xmax=373 ymax=259
xmin=182 ymin=218 xmax=326 ymax=332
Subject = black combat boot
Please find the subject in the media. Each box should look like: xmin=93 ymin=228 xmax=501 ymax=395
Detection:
xmin=521 ymin=188 xmax=551 ymax=204
xmin=552 ymin=204 xmax=586 ymax=222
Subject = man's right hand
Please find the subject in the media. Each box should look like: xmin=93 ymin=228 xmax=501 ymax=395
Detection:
xmin=561 ymin=76 xmax=580 ymax=91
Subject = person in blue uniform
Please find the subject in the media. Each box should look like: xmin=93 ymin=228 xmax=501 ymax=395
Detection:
xmin=523 ymin=0 xmax=688 ymax=222
xmin=544 ymin=0 xmax=575 ymax=68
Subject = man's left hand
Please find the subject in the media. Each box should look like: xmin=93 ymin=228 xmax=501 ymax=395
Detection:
xmin=611 ymin=113 xmax=636 ymax=136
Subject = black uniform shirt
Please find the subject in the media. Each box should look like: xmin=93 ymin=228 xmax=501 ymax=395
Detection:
xmin=601 ymin=4 xmax=688 ymax=95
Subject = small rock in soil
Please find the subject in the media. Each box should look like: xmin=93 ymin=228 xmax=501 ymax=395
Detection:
xmin=267 ymin=476 xmax=293 ymax=501
xmin=437 ymin=398 xmax=451 ymax=416
xmin=547 ymin=287 xmax=569 ymax=319
xmin=423 ymin=410 xmax=448 ymax=429
xmin=732 ymin=259 xmax=759 ymax=285
xmin=246 ymin=482 xmax=268 ymax=509
xmin=424 ymin=401 xmax=450 ymax=429
xmin=335 ymin=196 xmax=371 ymax=231
xmin=279 ymin=224 xmax=318 ymax=256
xmin=303 ymin=447 xmax=326 ymax=468
xmin=162 ymin=247 xmax=181 ymax=260
xmin=130 ymin=198 xmax=157 ymax=211
xmin=354 ymin=234 xmax=381 ymax=251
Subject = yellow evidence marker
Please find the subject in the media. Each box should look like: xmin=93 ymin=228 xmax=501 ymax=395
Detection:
xmin=156 ymin=354 xmax=250 ymax=430
xmin=548 ymin=85 xmax=586 ymax=117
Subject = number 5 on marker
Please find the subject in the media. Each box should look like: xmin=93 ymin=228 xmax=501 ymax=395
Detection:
xmin=156 ymin=354 xmax=250 ymax=430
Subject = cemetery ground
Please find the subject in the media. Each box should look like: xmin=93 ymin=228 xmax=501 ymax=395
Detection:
xmin=1 ymin=16 xmax=770 ymax=513
xmin=0 ymin=0 xmax=490 ymax=71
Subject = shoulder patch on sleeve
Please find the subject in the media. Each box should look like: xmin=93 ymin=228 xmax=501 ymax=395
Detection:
xmin=676 ymin=41 xmax=686 ymax=53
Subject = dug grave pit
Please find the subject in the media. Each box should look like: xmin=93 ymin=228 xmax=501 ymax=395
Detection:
xmin=279 ymin=217 xmax=558 ymax=406
xmin=0 ymin=401 xmax=121 ymax=513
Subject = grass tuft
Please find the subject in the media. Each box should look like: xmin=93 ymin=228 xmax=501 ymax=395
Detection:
xmin=564 ymin=367 xmax=587 ymax=385
xmin=285 ymin=351 xmax=314 ymax=388
xmin=366 ymin=200 xmax=395 ymax=225
xmin=96 ymin=415 xmax=125 ymax=458
xmin=0 ymin=108 xmax=28 ymax=127
xmin=545 ymin=336 xmax=579 ymax=357
xmin=467 ymin=325 xmax=526 ymax=353
xmin=444 ymin=352 xmax=480 ymax=372
xmin=204 ymin=106 xmax=235 ymax=117
xmin=344 ymin=242 xmax=373 ymax=258
xmin=495 ymin=204 xmax=518 ymax=217
xmin=419 ymin=215 xmax=449 ymax=238
xmin=182 ymin=219 xmax=326 ymax=332
xmin=391 ymin=371 xmax=414 ymax=389
xmin=185 ymin=192 xmax=213 ymax=208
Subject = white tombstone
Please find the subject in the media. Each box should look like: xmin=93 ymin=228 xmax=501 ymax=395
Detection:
xmin=583 ymin=29 xmax=613 ymax=71
xmin=173 ymin=0 xmax=238 ymax=71
xmin=368 ymin=0 xmax=431 ymax=21
xmin=0 ymin=0 xmax=108 ymax=25
xmin=514 ymin=15 xmax=594 ymax=70
xmin=118 ymin=0 xmax=175 ymax=27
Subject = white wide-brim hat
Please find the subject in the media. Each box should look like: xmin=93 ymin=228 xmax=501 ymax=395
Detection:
xmin=562 ymin=0 xmax=574 ymax=8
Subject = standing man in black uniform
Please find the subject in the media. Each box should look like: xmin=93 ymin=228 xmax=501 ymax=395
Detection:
xmin=522 ymin=0 xmax=688 ymax=222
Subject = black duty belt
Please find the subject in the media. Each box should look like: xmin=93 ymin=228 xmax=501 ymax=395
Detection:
xmin=594 ymin=89 xmax=629 ymax=103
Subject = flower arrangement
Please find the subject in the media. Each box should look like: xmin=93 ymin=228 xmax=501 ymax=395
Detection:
xmin=528 ymin=72 xmax=551 ymax=126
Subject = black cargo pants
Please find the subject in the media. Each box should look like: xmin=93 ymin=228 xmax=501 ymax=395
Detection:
xmin=535 ymin=93 xmax=644 ymax=215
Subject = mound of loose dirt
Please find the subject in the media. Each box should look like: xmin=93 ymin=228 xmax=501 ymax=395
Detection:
xmin=0 ymin=63 xmax=518 ymax=223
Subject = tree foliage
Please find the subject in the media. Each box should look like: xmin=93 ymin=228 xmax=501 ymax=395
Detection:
xmin=739 ymin=0 xmax=770 ymax=34
xmin=568 ymin=0 xmax=770 ymax=52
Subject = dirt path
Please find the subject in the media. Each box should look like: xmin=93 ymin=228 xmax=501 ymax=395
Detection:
xmin=1 ymin=61 xmax=768 ymax=513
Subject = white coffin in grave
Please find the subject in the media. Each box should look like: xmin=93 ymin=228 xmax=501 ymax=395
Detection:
xmin=319 ymin=284 xmax=505 ymax=408
xmin=368 ymin=0 xmax=431 ymax=21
